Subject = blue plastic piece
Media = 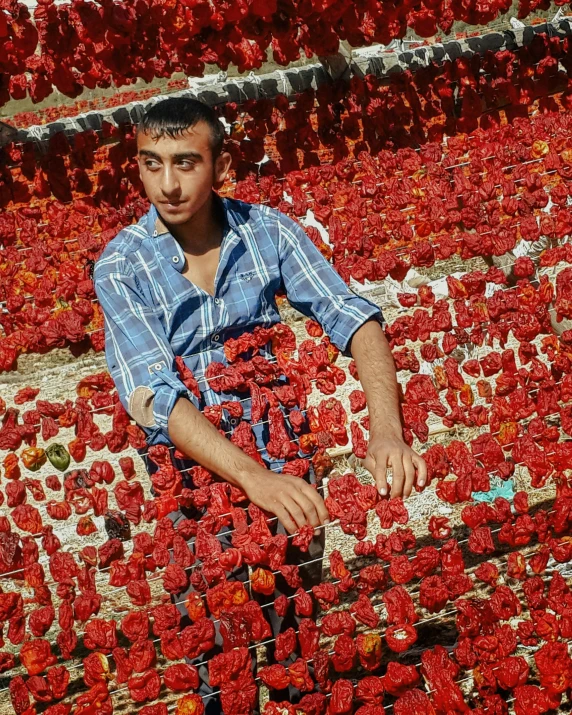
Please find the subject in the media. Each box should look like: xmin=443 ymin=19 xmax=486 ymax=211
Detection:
xmin=472 ymin=477 xmax=515 ymax=503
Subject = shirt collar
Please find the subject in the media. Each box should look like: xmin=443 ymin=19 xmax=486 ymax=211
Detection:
xmin=146 ymin=192 xmax=235 ymax=239
xmin=146 ymin=193 xmax=242 ymax=277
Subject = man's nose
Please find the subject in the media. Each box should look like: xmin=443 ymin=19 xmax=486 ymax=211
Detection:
xmin=161 ymin=166 xmax=181 ymax=195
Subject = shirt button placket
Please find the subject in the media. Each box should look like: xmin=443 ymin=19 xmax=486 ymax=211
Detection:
xmin=213 ymin=297 xmax=223 ymax=344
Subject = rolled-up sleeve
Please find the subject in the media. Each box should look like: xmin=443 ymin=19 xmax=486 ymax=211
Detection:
xmin=278 ymin=214 xmax=384 ymax=356
xmin=93 ymin=255 xmax=200 ymax=443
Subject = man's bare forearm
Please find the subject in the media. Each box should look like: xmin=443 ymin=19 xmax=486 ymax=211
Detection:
xmin=349 ymin=319 xmax=427 ymax=497
xmin=166 ymin=396 xmax=330 ymax=533
xmin=167 ymin=396 xmax=259 ymax=490
xmin=350 ymin=319 xmax=402 ymax=437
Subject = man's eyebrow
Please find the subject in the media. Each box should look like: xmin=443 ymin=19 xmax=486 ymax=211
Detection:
xmin=138 ymin=149 xmax=162 ymax=160
xmin=172 ymin=151 xmax=203 ymax=161
xmin=138 ymin=150 xmax=203 ymax=161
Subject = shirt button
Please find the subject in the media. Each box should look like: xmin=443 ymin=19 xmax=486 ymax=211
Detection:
xmin=214 ymin=298 xmax=221 ymax=305
xmin=154 ymin=363 xmax=163 ymax=371
xmin=172 ymin=256 xmax=180 ymax=264
xmin=153 ymin=231 xmax=158 ymax=237
xmin=230 ymin=417 xmax=237 ymax=426
xmin=213 ymin=334 xmax=220 ymax=342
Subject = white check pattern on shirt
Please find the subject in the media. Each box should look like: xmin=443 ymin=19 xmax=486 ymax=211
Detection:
xmin=93 ymin=195 xmax=383 ymax=448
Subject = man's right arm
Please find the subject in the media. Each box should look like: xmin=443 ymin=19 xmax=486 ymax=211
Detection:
xmin=168 ymin=398 xmax=329 ymax=534
xmin=94 ymin=257 xmax=328 ymax=534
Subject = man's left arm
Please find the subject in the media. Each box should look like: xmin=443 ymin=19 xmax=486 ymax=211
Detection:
xmin=277 ymin=212 xmax=426 ymax=498
xmin=349 ymin=318 xmax=426 ymax=498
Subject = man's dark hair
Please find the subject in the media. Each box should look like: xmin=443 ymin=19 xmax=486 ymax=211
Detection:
xmin=138 ymin=97 xmax=225 ymax=158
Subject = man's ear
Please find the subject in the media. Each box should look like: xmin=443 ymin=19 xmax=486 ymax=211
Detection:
xmin=213 ymin=151 xmax=233 ymax=189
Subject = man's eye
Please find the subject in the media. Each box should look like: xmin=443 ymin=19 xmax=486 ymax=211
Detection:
xmin=178 ymin=161 xmax=195 ymax=169
xmin=145 ymin=161 xmax=160 ymax=169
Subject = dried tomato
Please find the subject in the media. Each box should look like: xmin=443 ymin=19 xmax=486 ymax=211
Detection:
xmin=164 ymin=663 xmax=199 ymax=692
xmin=20 ymin=446 xmax=47 ymax=472
xmin=258 ymin=664 xmax=290 ymax=690
xmin=175 ymin=694 xmax=204 ymax=715
xmin=83 ymin=619 xmax=118 ymax=652
xmin=251 ymin=567 xmax=276 ymax=595
xmin=9 ymin=676 xmax=30 ymax=714
xmin=357 ymin=632 xmax=382 ymax=671
xmin=385 ymin=624 xmax=418 ymax=652
xmin=83 ymin=652 xmax=111 ymax=687
xmin=329 ymin=678 xmax=354 ymax=715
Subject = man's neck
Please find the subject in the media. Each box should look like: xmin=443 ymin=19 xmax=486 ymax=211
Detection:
xmin=157 ymin=192 xmax=225 ymax=256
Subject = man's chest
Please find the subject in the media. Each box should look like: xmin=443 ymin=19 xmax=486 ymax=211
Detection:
xmin=142 ymin=234 xmax=283 ymax=355
xmin=180 ymin=247 xmax=220 ymax=298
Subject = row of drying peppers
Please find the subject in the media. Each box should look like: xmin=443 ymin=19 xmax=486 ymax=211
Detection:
xmin=2 ymin=0 xmax=569 ymax=107
xmin=5 ymin=532 xmax=572 ymax=714
xmin=3 ymin=30 xmax=572 ymax=206
xmin=2 ymin=106 xmax=572 ymax=371
xmin=10 ymin=79 xmax=188 ymax=131
xmin=1 ymin=287 xmax=572 ymax=711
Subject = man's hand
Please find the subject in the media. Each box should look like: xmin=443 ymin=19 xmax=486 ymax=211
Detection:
xmin=361 ymin=432 xmax=427 ymax=499
xmin=243 ymin=469 xmax=330 ymax=535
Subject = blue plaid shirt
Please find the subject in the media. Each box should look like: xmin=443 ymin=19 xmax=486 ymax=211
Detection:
xmin=94 ymin=194 xmax=383 ymax=460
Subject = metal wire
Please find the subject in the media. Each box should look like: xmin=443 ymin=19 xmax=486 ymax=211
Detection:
xmin=111 ymin=538 xmax=552 ymax=707
xmin=5 ymin=270 xmax=565 ymax=437
xmin=5 ymin=508 xmax=553 ymax=699
xmin=2 ymin=147 xmax=563 ymax=281
xmin=0 ymin=472 xmax=330 ymax=583
xmin=11 ymin=260 xmax=567 ymax=424
xmin=0 ymin=371 xmax=565 ymax=581
xmin=26 ymin=395 xmax=308 ymax=449
xmin=6 ymin=440 xmax=563 ymax=644
xmin=1 ymin=480 xmax=560 ymax=685
xmin=315 ymin=156 xmax=550 ymax=216
xmin=0 ymin=147 xmax=550 ymax=260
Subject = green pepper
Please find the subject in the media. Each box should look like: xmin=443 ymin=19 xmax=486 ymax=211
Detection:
xmin=46 ymin=443 xmax=71 ymax=472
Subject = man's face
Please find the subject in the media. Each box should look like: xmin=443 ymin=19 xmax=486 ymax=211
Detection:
xmin=136 ymin=121 xmax=230 ymax=225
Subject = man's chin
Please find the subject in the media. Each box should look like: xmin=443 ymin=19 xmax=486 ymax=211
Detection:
xmin=157 ymin=205 xmax=193 ymax=224
xmin=164 ymin=215 xmax=193 ymax=225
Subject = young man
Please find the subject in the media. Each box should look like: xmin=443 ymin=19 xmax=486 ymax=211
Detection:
xmin=94 ymin=97 xmax=426 ymax=708
xmin=95 ymin=97 xmax=426 ymax=507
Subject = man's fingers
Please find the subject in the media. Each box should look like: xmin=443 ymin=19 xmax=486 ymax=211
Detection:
xmin=373 ymin=452 xmax=389 ymax=496
xmin=361 ymin=453 xmax=376 ymax=477
xmin=275 ymin=506 xmax=297 ymax=535
xmin=293 ymin=493 xmax=320 ymax=528
xmin=414 ymin=453 xmax=428 ymax=488
xmin=301 ymin=484 xmax=330 ymax=526
xmin=402 ymin=455 xmax=416 ymax=498
xmin=389 ymin=455 xmax=406 ymax=499
xmin=283 ymin=498 xmax=308 ymax=532
xmin=315 ymin=496 xmax=331 ymax=527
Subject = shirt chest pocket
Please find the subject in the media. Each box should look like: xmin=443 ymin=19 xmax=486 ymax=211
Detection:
xmin=229 ymin=265 xmax=276 ymax=325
